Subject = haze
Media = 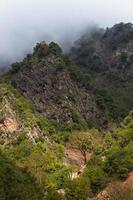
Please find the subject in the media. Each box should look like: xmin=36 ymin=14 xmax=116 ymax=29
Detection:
xmin=1 ymin=0 xmax=133 ymax=69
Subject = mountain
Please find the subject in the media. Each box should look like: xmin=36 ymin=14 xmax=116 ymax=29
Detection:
xmin=0 ymin=23 xmax=133 ymax=200
xmin=70 ymin=23 xmax=133 ymax=121
xmin=4 ymin=24 xmax=133 ymax=127
xmin=70 ymin=23 xmax=133 ymax=73
xmin=4 ymin=41 xmax=107 ymax=130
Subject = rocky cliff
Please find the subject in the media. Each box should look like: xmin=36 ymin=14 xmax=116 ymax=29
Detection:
xmin=4 ymin=42 xmax=107 ymax=130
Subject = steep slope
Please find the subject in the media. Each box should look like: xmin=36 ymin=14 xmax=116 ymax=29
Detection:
xmin=0 ymin=151 xmax=44 ymax=200
xmin=0 ymin=78 xmax=133 ymax=200
xmin=0 ymin=80 xmax=72 ymax=199
xmin=4 ymin=42 xmax=107 ymax=130
xmin=0 ymin=80 xmax=57 ymax=143
xmin=70 ymin=23 xmax=133 ymax=121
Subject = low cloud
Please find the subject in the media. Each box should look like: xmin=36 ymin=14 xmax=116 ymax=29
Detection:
xmin=0 ymin=0 xmax=133 ymax=69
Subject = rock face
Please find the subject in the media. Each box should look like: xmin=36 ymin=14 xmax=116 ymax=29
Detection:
xmin=8 ymin=42 xmax=107 ymax=129
xmin=0 ymin=96 xmax=18 ymax=137
xmin=0 ymin=116 xmax=18 ymax=133
xmin=0 ymin=82 xmax=48 ymax=143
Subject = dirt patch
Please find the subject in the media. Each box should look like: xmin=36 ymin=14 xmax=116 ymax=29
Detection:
xmin=65 ymin=148 xmax=84 ymax=169
xmin=65 ymin=147 xmax=92 ymax=178
xmin=123 ymin=171 xmax=133 ymax=186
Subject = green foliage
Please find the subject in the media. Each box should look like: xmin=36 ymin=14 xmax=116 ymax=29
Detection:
xmin=103 ymin=133 xmax=117 ymax=152
xmin=0 ymin=100 xmax=132 ymax=200
xmin=65 ymin=177 xmax=90 ymax=200
xmin=71 ymin=108 xmax=88 ymax=129
xmin=104 ymin=147 xmax=133 ymax=179
xmin=11 ymin=62 xmax=22 ymax=73
xmin=93 ymin=88 xmax=114 ymax=113
xmin=33 ymin=42 xmax=49 ymax=58
xmin=0 ymin=81 xmax=57 ymax=135
xmin=49 ymin=42 xmax=62 ymax=55
xmin=93 ymin=77 xmax=133 ymax=121
xmin=84 ymin=165 xmax=107 ymax=193
xmin=123 ymin=110 xmax=133 ymax=128
xmin=0 ymin=151 xmax=44 ymax=200
xmin=70 ymin=23 xmax=133 ymax=121
xmin=117 ymin=128 xmax=133 ymax=147
xmin=71 ymin=132 xmax=92 ymax=163
xmin=57 ymin=106 xmax=88 ymax=132
xmin=36 ymin=115 xmax=56 ymax=134
xmin=65 ymin=62 xmax=91 ymax=89
xmin=3 ymin=136 xmax=72 ymax=194
xmin=0 ymin=36 xmax=133 ymax=199
xmin=61 ymin=122 xmax=84 ymax=132
xmin=44 ymin=188 xmax=64 ymax=200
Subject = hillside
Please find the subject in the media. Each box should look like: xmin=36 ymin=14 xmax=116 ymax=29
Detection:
xmin=70 ymin=23 xmax=133 ymax=121
xmin=4 ymin=42 xmax=107 ymax=130
xmin=0 ymin=81 xmax=73 ymax=199
xmin=0 ymin=80 xmax=133 ymax=199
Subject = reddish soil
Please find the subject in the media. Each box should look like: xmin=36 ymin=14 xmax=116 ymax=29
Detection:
xmin=65 ymin=147 xmax=92 ymax=171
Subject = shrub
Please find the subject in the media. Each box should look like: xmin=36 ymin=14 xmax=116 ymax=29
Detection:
xmin=33 ymin=42 xmax=49 ymax=58
xmin=11 ymin=62 xmax=21 ymax=73
xmin=61 ymin=122 xmax=84 ymax=132
xmin=104 ymin=148 xmax=133 ymax=179
xmin=65 ymin=177 xmax=90 ymax=200
xmin=0 ymin=152 xmax=44 ymax=200
xmin=84 ymin=165 xmax=108 ymax=193
xmin=49 ymin=42 xmax=62 ymax=55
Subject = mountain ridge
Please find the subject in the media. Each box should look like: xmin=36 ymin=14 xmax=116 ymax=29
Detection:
xmin=70 ymin=22 xmax=133 ymax=120
xmin=4 ymin=41 xmax=108 ymax=130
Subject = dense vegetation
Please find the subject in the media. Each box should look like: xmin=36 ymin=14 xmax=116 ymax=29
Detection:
xmin=70 ymin=23 xmax=133 ymax=121
xmin=0 ymin=79 xmax=133 ymax=199
xmin=0 ymin=152 xmax=44 ymax=200
xmin=65 ymin=111 xmax=133 ymax=199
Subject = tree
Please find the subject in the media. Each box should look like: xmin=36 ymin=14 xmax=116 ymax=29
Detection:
xmin=11 ymin=62 xmax=21 ymax=73
xmin=71 ymin=132 xmax=92 ymax=163
xmin=33 ymin=41 xmax=49 ymax=58
xmin=49 ymin=42 xmax=62 ymax=55
xmin=65 ymin=177 xmax=90 ymax=200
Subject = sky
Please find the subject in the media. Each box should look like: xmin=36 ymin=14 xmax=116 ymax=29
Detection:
xmin=0 ymin=0 xmax=133 ymax=68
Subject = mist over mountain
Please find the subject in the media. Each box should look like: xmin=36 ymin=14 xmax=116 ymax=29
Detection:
xmin=0 ymin=1 xmax=133 ymax=198
xmin=1 ymin=0 xmax=133 ymax=70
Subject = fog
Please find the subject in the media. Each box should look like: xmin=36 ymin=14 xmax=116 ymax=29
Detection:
xmin=1 ymin=0 xmax=133 ymax=69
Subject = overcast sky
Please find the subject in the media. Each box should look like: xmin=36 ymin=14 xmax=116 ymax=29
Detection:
xmin=0 ymin=0 xmax=133 ymax=68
